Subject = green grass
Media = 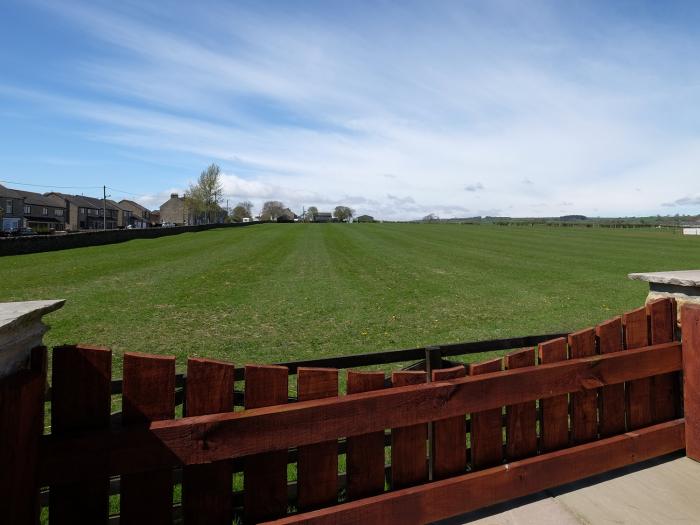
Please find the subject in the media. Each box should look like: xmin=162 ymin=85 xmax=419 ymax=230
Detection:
xmin=3 ymin=223 xmax=699 ymax=377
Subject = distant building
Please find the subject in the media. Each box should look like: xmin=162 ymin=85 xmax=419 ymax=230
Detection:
xmin=356 ymin=215 xmax=375 ymax=223
xmin=149 ymin=210 xmax=161 ymax=227
xmin=119 ymin=199 xmax=151 ymax=229
xmin=49 ymin=193 xmax=121 ymax=230
xmin=314 ymin=212 xmax=333 ymax=223
xmin=14 ymin=190 xmax=67 ymax=232
xmin=160 ymin=193 xmax=186 ymax=226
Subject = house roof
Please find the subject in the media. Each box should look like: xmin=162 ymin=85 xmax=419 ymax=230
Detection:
xmin=51 ymin=193 xmax=120 ymax=211
xmin=13 ymin=189 xmax=65 ymax=208
xmin=119 ymin=199 xmax=150 ymax=213
xmin=0 ymin=184 xmax=25 ymax=200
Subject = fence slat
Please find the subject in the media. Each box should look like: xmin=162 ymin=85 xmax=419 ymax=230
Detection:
xmin=624 ymin=306 xmax=652 ymax=429
xmin=469 ymin=358 xmax=503 ymax=469
xmin=346 ymin=371 xmax=386 ymax=500
xmin=244 ymin=364 xmax=289 ymax=522
xmin=183 ymin=358 xmax=235 ymax=525
xmin=120 ymin=352 xmax=175 ymax=525
xmin=297 ymin=368 xmax=339 ymax=511
xmin=538 ymin=338 xmax=568 ymax=451
xmin=682 ymin=304 xmax=700 ymax=460
xmin=0 ymin=347 xmax=46 ymax=524
xmin=648 ymin=298 xmax=679 ymax=422
xmin=596 ymin=318 xmax=626 ymax=436
xmin=431 ymin=366 xmax=467 ymax=479
xmin=50 ymin=345 xmax=111 ymax=525
xmin=504 ymin=349 xmax=537 ymax=460
xmin=569 ymin=328 xmax=598 ymax=443
xmin=391 ymin=371 xmax=428 ymax=488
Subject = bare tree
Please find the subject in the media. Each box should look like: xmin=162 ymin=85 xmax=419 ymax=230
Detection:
xmin=305 ymin=206 xmax=319 ymax=222
xmin=260 ymin=201 xmax=286 ymax=221
xmin=232 ymin=200 xmax=253 ymax=222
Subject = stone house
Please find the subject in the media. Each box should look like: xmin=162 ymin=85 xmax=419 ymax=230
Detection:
xmin=49 ymin=193 xmax=122 ymax=231
xmin=0 ymin=184 xmax=26 ymax=228
xmin=159 ymin=193 xmax=186 ymax=225
xmin=118 ymin=199 xmax=151 ymax=229
xmin=14 ymin=190 xmax=67 ymax=232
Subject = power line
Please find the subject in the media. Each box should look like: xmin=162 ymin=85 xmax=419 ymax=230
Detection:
xmin=0 ymin=179 xmax=102 ymax=190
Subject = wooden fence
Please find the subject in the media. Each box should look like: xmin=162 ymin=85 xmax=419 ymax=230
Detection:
xmin=4 ymin=297 xmax=700 ymax=524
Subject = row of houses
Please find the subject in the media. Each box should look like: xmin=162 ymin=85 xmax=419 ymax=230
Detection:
xmin=1 ymin=184 xmax=158 ymax=233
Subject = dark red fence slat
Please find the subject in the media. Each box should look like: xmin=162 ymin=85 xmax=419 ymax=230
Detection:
xmin=183 ymin=358 xmax=235 ymax=525
xmin=569 ymin=328 xmax=598 ymax=443
xmin=648 ymin=298 xmax=679 ymax=422
xmin=469 ymin=358 xmax=503 ymax=469
xmin=297 ymin=367 xmax=339 ymax=511
xmin=431 ymin=366 xmax=467 ymax=479
xmin=504 ymin=348 xmax=537 ymax=460
xmin=244 ymin=365 xmax=289 ymax=522
xmin=50 ymin=345 xmax=111 ymax=525
xmin=120 ymin=352 xmax=175 ymax=525
xmin=624 ymin=306 xmax=652 ymax=429
xmin=346 ymin=371 xmax=386 ymax=500
xmin=596 ymin=318 xmax=626 ymax=437
xmin=391 ymin=371 xmax=428 ymax=488
xmin=538 ymin=338 xmax=569 ymax=451
xmin=0 ymin=347 xmax=46 ymax=524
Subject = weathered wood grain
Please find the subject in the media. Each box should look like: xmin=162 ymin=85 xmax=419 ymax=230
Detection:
xmin=469 ymin=357 xmax=503 ymax=469
xmin=391 ymin=371 xmax=428 ymax=488
xmin=682 ymin=304 xmax=700 ymax=461
xmin=183 ymin=358 xmax=235 ymax=525
xmin=120 ymin=352 xmax=176 ymax=525
xmin=648 ymin=298 xmax=679 ymax=423
xmin=596 ymin=318 xmax=625 ymax=437
xmin=538 ymin=338 xmax=569 ymax=451
xmin=297 ymin=367 xmax=339 ymax=510
xmin=624 ymin=306 xmax=652 ymax=429
xmin=432 ymin=366 xmax=467 ymax=478
xmin=569 ymin=328 xmax=598 ymax=443
xmin=346 ymin=371 xmax=386 ymax=500
xmin=504 ymin=348 xmax=537 ymax=460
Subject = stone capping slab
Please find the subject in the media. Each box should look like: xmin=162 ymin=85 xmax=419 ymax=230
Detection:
xmin=0 ymin=299 xmax=64 ymax=379
xmin=628 ymin=270 xmax=700 ymax=287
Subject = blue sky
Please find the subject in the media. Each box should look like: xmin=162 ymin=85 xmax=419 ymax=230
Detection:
xmin=2 ymin=0 xmax=700 ymax=219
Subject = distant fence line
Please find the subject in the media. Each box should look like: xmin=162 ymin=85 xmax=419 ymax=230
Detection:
xmin=0 ymin=221 xmax=262 ymax=256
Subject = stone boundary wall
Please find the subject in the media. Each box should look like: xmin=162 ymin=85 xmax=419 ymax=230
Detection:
xmin=0 ymin=222 xmax=262 ymax=256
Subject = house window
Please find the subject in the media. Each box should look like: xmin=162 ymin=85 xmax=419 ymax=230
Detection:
xmin=80 ymin=208 xmax=85 ymax=215
xmin=55 ymin=209 xmax=64 ymax=217
xmin=24 ymin=205 xmax=31 ymax=214
xmin=5 ymin=200 xmax=12 ymax=214
xmin=42 ymin=207 xmax=48 ymax=216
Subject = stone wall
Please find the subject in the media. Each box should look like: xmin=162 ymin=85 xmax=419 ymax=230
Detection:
xmin=0 ymin=221 xmax=261 ymax=256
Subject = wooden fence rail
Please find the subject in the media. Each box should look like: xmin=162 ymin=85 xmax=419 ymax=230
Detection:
xmin=4 ymin=297 xmax=700 ymax=525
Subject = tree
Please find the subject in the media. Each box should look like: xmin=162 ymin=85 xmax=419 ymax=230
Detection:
xmin=333 ymin=206 xmax=354 ymax=222
xmin=185 ymin=163 xmax=223 ymax=224
xmin=260 ymin=201 xmax=286 ymax=221
xmin=232 ymin=200 xmax=253 ymax=222
xmin=305 ymin=206 xmax=319 ymax=222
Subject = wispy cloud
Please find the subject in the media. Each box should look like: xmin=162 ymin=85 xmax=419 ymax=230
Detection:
xmin=3 ymin=1 xmax=700 ymax=218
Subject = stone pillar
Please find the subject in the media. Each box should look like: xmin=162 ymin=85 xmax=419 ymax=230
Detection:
xmin=0 ymin=299 xmax=64 ymax=379
xmin=628 ymin=270 xmax=700 ymax=325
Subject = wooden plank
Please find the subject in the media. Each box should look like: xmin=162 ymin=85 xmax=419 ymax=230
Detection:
xmin=120 ymin=352 xmax=175 ymax=525
xmin=50 ymin=345 xmax=111 ymax=525
xmin=346 ymin=371 xmax=386 ymax=500
xmin=682 ymin=303 xmax=700 ymax=461
xmin=624 ymin=306 xmax=652 ymax=429
xmin=596 ymin=318 xmax=626 ymax=436
xmin=391 ymin=371 xmax=428 ymax=488
xmin=431 ymin=366 xmax=467 ymax=478
xmin=647 ymin=298 xmax=679 ymax=422
xmin=39 ymin=342 xmax=683 ymax=482
xmin=262 ymin=419 xmax=685 ymax=525
xmin=504 ymin=348 xmax=537 ymax=460
xmin=0 ymin=346 xmax=46 ymax=524
xmin=297 ymin=368 xmax=339 ymax=510
xmin=469 ymin=357 xmax=503 ymax=469
xmin=182 ymin=358 xmax=235 ymax=525
xmin=244 ymin=364 xmax=289 ymax=522
xmin=569 ymin=328 xmax=598 ymax=443
xmin=538 ymin=338 xmax=568 ymax=451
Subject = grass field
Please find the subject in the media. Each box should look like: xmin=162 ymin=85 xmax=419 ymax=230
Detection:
xmin=3 ymin=223 xmax=698 ymax=376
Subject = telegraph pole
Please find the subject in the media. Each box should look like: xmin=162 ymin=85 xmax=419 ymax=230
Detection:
xmin=103 ymin=185 xmax=107 ymax=231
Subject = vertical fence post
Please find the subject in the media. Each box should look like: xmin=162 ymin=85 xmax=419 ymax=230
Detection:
xmin=425 ymin=346 xmax=442 ymax=481
xmin=682 ymin=303 xmax=700 ymax=461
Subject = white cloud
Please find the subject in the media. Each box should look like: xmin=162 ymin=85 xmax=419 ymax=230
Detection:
xmin=8 ymin=1 xmax=700 ymax=219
